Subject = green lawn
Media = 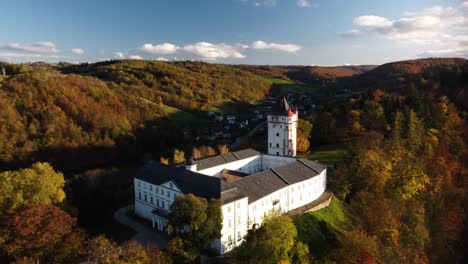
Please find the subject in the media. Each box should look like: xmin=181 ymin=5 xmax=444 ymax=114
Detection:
xmin=258 ymin=75 xmax=293 ymax=84
xmin=294 ymin=198 xmax=354 ymax=257
xmin=304 ymin=145 xmax=346 ymax=164
xmin=163 ymin=104 xmax=208 ymax=124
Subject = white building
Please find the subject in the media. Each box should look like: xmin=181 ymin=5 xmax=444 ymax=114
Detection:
xmin=134 ymin=149 xmax=327 ymax=254
xmin=268 ymin=97 xmax=298 ymax=157
xmin=134 ymin=97 xmax=326 ymax=254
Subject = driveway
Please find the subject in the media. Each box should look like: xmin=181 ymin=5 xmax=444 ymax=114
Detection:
xmin=114 ymin=205 xmax=169 ymax=248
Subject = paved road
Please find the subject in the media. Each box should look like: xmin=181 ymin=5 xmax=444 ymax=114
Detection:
xmin=114 ymin=205 xmax=169 ymax=248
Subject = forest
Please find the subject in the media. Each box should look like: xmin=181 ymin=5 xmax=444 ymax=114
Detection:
xmin=0 ymin=58 xmax=466 ymax=263
xmin=0 ymin=60 xmax=270 ymax=171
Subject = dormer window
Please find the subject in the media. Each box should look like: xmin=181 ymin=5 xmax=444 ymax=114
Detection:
xmin=169 ymin=183 xmax=173 ymax=188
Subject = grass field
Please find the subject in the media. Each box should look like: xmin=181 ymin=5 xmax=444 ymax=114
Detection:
xmin=304 ymin=145 xmax=346 ymax=164
xmin=294 ymin=198 xmax=354 ymax=256
xmin=163 ymin=104 xmax=208 ymax=124
xmin=258 ymin=75 xmax=293 ymax=84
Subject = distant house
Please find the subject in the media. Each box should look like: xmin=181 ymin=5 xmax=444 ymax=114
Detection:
xmin=227 ymin=115 xmax=236 ymax=124
xmin=215 ymin=115 xmax=224 ymax=122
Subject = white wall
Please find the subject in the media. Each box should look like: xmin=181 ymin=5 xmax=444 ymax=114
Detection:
xmin=261 ymin=154 xmax=297 ymax=170
xmin=267 ymin=114 xmax=298 ymax=157
xmin=220 ymin=197 xmax=249 ymax=254
xmin=196 ymin=155 xmax=262 ymax=177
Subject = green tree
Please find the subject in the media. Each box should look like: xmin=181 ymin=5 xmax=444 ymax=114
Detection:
xmin=169 ymin=194 xmax=222 ymax=250
xmin=0 ymin=162 xmax=66 ymax=215
xmin=232 ymin=215 xmax=299 ymax=263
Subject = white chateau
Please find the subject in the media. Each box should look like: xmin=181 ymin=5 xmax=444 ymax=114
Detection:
xmin=134 ymin=97 xmax=327 ymax=254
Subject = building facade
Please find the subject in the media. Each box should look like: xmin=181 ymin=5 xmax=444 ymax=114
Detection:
xmin=134 ymin=97 xmax=326 ymax=254
xmin=267 ymin=97 xmax=298 ymax=157
xmin=134 ymin=150 xmax=327 ymax=254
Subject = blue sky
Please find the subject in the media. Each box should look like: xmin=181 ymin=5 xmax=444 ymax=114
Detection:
xmin=0 ymin=0 xmax=467 ymax=65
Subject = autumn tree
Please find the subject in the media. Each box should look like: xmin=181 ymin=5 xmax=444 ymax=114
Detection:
xmin=172 ymin=149 xmax=186 ymax=164
xmin=331 ymin=228 xmax=379 ymax=264
xmin=0 ymin=162 xmax=66 ymax=215
xmin=86 ymin=235 xmax=122 ymax=264
xmin=1 ymin=204 xmax=76 ymax=262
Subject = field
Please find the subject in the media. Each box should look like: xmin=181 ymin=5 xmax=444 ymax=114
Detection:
xmin=294 ymin=198 xmax=354 ymax=256
xmin=163 ymin=104 xmax=208 ymax=124
xmin=303 ymin=144 xmax=346 ymax=164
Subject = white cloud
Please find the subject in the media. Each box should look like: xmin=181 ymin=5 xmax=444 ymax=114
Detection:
xmin=255 ymin=0 xmax=276 ymax=7
xmin=353 ymin=15 xmax=393 ymax=28
xmin=129 ymin=55 xmax=143 ymax=60
xmin=2 ymin=41 xmax=59 ymax=53
xmin=251 ymin=41 xmax=302 ymax=52
xmin=71 ymin=48 xmax=84 ymax=55
xmin=182 ymin=42 xmax=246 ymax=60
xmin=156 ymin=57 xmax=168 ymax=61
xmin=297 ymin=0 xmax=310 ymax=8
xmin=114 ymin=52 xmax=125 ymax=59
xmin=340 ymin=29 xmax=362 ymax=38
xmin=138 ymin=43 xmax=178 ymax=55
xmin=342 ymin=2 xmax=468 ymax=58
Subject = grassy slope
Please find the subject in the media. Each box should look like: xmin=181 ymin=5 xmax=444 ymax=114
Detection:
xmin=294 ymin=198 xmax=354 ymax=257
xmin=258 ymin=75 xmax=316 ymax=94
xmin=300 ymin=144 xmax=346 ymax=164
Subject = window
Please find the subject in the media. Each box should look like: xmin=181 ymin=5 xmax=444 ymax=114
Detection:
xmin=276 ymin=152 xmax=279 ymax=156
xmin=237 ymin=216 xmax=241 ymax=224
xmin=137 ymin=181 xmax=141 ymax=187
xmin=167 ymin=191 xmax=170 ymax=198
xmin=157 ymin=199 xmax=160 ymax=207
xmin=162 ymin=201 xmax=165 ymax=209
xmin=237 ymin=231 xmax=242 ymax=241
xmin=169 ymin=183 xmax=173 ymax=188
xmin=228 ymin=220 xmax=232 ymax=228
xmin=227 ymin=206 xmax=231 ymax=213
xmin=144 ymin=183 xmax=146 ymax=189
xmin=276 ymin=143 xmax=279 ymax=147
xmin=228 ymin=235 xmax=232 ymax=245
xmin=269 ymin=143 xmax=272 ymax=147
xmin=161 ymin=189 xmax=164 ymax=196
xmin=150 ymin=185 xmax=153 ymax=191
xmin=276 ymin=132 xmax=279 ymax=137
xmin=173 ymin=193 xmax=176 ymax=199
xmin=144 ymin=194 xmax=147 ymax=201
xmin=236 ymin=203 xmax=240 ymax=209
xmin=150 ymin=196 xmax=153 ymax=204
xmin=138 ymin=192 xmax=141 ymax=199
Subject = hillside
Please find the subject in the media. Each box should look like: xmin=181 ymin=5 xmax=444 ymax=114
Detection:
xmin=0 ymin=60 xmax=271 ymax=171
xmin=364 ymin=58 xmax=467 ymax=79
xmin=236 ymin=64 xmax=376 ymax=84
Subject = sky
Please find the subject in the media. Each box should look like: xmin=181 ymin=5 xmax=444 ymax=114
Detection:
xmin=0 ymin=0 xmax=467 ymax=65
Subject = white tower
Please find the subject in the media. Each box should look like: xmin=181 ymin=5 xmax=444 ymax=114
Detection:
xmin=267 ymin=97 xmax=298 ymax=157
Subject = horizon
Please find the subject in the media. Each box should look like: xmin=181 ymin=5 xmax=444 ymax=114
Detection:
xmin=1 ymin=0 xmax=467 ymax=65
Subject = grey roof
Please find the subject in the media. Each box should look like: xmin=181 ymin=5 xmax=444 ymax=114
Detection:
xmin=136 ymin=154 xmax=326 ymax=205
xmin=194 ymin=148 xmax=260 ymax=170
xmin=135 ymin=162 xmax=221 ymax=200
xmin=220 ymin=187 xmax=247 ymax=204
xmin=221 ymin=159 xmax=326 ymax=203
xmin=269 ymin=97 xmax=292 ymax=116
